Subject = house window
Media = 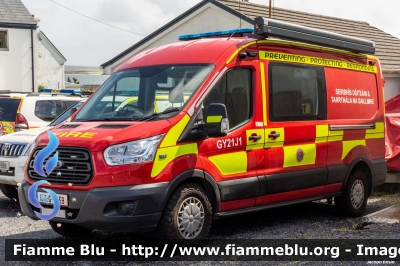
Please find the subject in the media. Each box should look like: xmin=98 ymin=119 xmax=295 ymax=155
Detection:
xmin=0 ymin=30 xmax=8 ymax=50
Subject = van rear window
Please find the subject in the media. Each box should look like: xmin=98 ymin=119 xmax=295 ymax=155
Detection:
xmin=0 ymin=98 xmax=20 ymax=122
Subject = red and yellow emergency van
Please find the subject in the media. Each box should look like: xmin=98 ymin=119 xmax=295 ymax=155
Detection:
xmin=19 ymin=17 xmax=386 ymax=242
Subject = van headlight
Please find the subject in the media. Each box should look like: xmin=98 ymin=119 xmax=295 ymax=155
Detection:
xmin=104 ymin=134 xmax=164 ymax=166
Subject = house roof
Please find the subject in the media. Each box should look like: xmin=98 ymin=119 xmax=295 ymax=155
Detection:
xmin=101 ymin=0 xmax=400 ymax=71
xmin=39 ymin=31 xmax=67 ymax=62
xmin=0 ymin=0 xmax=37 ymax=26
xmin=219 ymin=0 xmax=400 ymax=71
xmin=100 ymin=0 xmax=215 ymax=69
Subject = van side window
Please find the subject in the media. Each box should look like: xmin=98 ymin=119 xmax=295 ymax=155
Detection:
xmin=203 ymin=69 xmax=252 ymax=128
xmin=269 ymin=62 xmax=326 ymax=121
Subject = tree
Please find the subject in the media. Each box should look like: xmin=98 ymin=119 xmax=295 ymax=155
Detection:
xmin=38 ymin=84 xmax=46 ymax=92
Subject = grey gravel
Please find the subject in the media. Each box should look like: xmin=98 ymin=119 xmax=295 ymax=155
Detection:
xmin=1 ymin=190 xmax=400 ymax=265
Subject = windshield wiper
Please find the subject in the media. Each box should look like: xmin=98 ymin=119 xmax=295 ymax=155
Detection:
xmin=137 ymin=107 xmax=180 ymax=121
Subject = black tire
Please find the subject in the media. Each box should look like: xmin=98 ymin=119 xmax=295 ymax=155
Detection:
xmin=49 ymin=221 xmax=93 ymax=238
xmin=0 ymin=184 xmax=18 ymax=200
xmin=157 ymin=182 xmax=212 ymax=244
xmin=335 ymin=169 xmax=368 ymax=217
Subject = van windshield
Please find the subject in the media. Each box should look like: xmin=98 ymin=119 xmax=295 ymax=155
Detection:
xmin=73 ymin=64 xmax=214 ymax=122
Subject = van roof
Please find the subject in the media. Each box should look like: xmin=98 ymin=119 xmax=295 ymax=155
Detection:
xmin=117 ymin=37 xmax=252 ymax=71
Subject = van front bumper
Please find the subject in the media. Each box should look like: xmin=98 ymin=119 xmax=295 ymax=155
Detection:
xmin=18 ymin=180 xmax=169 ymax=232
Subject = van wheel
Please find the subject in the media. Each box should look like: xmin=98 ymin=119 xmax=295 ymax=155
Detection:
xmin=335 ymin=169 xmax=368 ymax=217
xmin=158 ymin=183 xmax=212 ymax=243
xmin=0 ymin=184 xmax=18 ymax=200
xmin=49 ymin=221 xmax=93 ymax=238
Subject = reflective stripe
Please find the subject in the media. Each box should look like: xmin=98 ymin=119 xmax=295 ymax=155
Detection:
xmin=283 ymin=144 xmax=316 ymax=167
xmin=226 ymin=41 xmax=257 ymax=64
xmin=151 ymin=143 xmax=198 ymax=177
xmin=160 ymin=114 xmax=190 ymax=148
xmin=151 ymin=114 xmax=198 ymax=178
xmin=260 ymin=62 xmax=268 ymax=126
xmin=206 ymin=115 xmax=222 ymax=123
xmin=328 ymin=130 xmax=343 ymax=142
xmin=383 ymin=86 xmax=386 ymax=116
xmin=209 ymin=151 xmax=247 ymax=175
xmin=315 ymin=125 xmax=328 ymax=143
xmin=365 ymin=122 xmax=384 ymax=139
xmin=264 ymin=127 xmax=284 ymax=148
xmin=246 ymin=129 xmax=264 ymax=150
xmin=342 ymin=140 xmax=366 ymax=159
xmin=0 ymin=122 xmax=15 ymax=133
xmin=259 ymin=51 xmax=377 ymax=73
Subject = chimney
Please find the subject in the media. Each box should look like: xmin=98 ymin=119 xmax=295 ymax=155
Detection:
xmin=33 ymin=16 xmax=41 ymax=31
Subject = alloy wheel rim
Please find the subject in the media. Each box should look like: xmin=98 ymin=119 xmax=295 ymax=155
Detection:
xmin=177 ymin=197 xmax=205 ymax=239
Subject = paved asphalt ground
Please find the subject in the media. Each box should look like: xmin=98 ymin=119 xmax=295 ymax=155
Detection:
xmin=1 ymin=189 xmax=400 ymax=265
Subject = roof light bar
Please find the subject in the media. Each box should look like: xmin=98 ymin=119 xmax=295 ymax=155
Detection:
xmin=254 ymin=17 xmax=375 ymax=54
xmin=39 ymin=88 xmax=82 ymax=95
xmin=179 ymin=28 xmax=253 ymax=40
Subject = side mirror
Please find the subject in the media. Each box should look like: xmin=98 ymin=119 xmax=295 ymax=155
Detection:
xmin=204 ymin=103 xmax=229 ymax=137
xmin=70 ymin=107 xmax=78 ymax=116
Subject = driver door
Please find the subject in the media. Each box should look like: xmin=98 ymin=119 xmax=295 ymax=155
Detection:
xmin=198 ymin=67 xmax=265 ymax=212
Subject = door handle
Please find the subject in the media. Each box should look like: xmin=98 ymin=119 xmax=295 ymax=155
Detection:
xmin=268 ymin=132 xmax=280 ymax=139
xmin=248 ymin=134 xmax=262 ymax=141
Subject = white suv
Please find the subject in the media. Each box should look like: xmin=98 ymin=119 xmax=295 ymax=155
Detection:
xmin=0 ymin=91 xmax=82 ymax=135
xmin=0 ymin=99 xmax=86 ymax=199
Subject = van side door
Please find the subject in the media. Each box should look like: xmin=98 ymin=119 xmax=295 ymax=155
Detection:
xmin=256 ymin=60 xmax=329 ymax=206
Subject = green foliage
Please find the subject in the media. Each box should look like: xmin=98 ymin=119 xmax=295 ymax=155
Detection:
xmin=67 ymin=77 xmax=71 ymax=83
xmin=38 ymin=84 xmax=46 ymax=92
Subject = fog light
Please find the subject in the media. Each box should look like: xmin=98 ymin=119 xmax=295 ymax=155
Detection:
xmin=118 ymin=201 xmax=137 ymax=215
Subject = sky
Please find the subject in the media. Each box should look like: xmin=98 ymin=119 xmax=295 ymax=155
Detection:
xmin=20 ymin=0 xmax=400 ymax=67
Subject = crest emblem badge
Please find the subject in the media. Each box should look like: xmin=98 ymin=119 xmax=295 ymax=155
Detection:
xmin=3 ymin=143 xmax=11 ymax=152
xmin=296 ymin=148 xmax=305 ymax=163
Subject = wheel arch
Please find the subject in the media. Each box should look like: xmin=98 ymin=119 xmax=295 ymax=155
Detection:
xmin=342 ymin=156 xmax=373 ymax=196
xmin=157 ymin=169 xmax=221 ymax=213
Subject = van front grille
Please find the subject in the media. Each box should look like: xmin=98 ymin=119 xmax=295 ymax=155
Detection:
xmin=27 ymin=147 xmax=93 ymax=185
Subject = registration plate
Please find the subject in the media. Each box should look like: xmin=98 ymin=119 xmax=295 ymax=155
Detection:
xmin=37 ymin=192 xmax=68 ymax=206
xmin=0 ymin=161 xmax=9 ymax=171
xmin=40 ymin=207 xmax=66 ymax=218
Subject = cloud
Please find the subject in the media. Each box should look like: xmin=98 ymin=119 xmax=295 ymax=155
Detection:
xmin=20 ymin=0 xmax=400 ymax=66
xmin=21 ymin=0 xmax=205 ymax=65
xmin=251 ymin=0 xmax=400 ymax=39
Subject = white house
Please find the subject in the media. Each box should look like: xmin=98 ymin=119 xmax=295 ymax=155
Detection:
xmin=0 ymin=0 xmax=37 ymax=92
xmin=36 ymin=18 xmax=66 ymax=90
xmin=0 ymin=0 xmax=66 ymax=93
xmin=101 ymin=0 xmax=400 ymax=101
